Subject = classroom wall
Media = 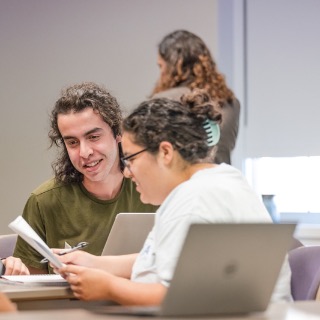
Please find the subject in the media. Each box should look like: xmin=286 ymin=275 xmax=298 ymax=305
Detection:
xmin=244 ymin=0 xmax=320 ymax=158
xmin=0 ymin=0 xmax=218 ymax=234
xmin=218 ymin=0 xmax=320 ymax=163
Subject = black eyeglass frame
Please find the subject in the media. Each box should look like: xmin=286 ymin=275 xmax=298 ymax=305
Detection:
xmin=121 ymin=148 xmax=148 ymax=169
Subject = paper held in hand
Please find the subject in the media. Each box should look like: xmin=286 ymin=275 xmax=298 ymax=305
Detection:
xmin=8 ymin=216 xmax=63 ymax=269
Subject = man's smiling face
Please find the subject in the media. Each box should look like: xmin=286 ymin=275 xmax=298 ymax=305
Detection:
xmin=58 ymin=107 xmax=120 ymax=185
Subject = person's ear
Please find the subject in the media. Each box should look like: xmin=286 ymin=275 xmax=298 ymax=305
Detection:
xmin=158 ymin=141 xmax=174 ymax=165
xmin=115 ymin=135 xmax=122 ymax=143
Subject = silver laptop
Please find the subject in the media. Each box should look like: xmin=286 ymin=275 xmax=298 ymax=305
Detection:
xmin=94 ymin=223 xmax=295 ymax=317
xmin=101 ymin=213 xmax=155 ymax=256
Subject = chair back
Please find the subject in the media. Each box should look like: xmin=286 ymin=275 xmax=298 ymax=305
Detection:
xmin=289 ymin=237 xmax=303 ymax=250
xmin=289 ymin=245 xmax=320 ymax=300
xmin=0 ymin=234 xmax=18 ymax=259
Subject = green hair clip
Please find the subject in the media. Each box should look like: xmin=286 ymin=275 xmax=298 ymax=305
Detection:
xmin=203 ymin=119 xmax=220 ymax=147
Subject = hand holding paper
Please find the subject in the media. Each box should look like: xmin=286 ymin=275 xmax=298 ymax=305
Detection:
xmin=8 ymin=216 xmax=63 ymax=269
xmin=40 ymin=241 xmax=89 ymax=263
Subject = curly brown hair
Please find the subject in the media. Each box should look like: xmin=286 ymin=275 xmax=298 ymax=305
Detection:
xmin=123 ymin=89 xmax=221 ymax=164
xmin=152 ymin=30 xmax=234 ymax=107
xmin=49 ymin=82 xmax=122 ymax=183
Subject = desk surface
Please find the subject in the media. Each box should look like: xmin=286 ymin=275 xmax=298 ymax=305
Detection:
xmin=0 ymin=281 xmax=111 ymax=311
xmin=2 ymin=282 xmax=320 ymax=319
xmin=0 ymin=281 xmax=73 ymax=301
xmin=1 ymin=301 xmax=320 ymax=320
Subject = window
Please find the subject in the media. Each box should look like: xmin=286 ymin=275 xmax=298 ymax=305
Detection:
xmin=245 ymin=157 xmax=320 ymax=215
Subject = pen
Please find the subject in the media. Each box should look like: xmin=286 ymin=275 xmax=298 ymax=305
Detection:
xmin=40 ymin=241 xmax=89 ymax=263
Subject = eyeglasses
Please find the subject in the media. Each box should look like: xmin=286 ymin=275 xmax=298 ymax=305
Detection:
xmin=121 ymin=148 xmax=148 ymax=171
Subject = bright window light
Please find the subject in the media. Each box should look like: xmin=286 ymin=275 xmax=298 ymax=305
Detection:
xmin=245 ymin=157 xmax=320 ymax=214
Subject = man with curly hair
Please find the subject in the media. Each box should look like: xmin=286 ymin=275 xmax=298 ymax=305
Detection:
xmin=12 ymin=82 xmax=157 ymax=274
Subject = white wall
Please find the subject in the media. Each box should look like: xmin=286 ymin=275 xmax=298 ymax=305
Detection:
xmin=0 ymin=0 xmax=217 ymax=234
xmin=245 ymin=0 xmax=320 ymax=158
xmin=219 ymin=0 xmax=320 ymax=161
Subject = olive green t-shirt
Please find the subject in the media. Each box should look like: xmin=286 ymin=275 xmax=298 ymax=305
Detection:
xmin=13 ymin=177 xmax=157 ymax=272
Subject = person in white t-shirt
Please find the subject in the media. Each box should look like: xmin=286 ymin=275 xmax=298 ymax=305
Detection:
xmin=56 ymin=89 xmax=292 ymax=305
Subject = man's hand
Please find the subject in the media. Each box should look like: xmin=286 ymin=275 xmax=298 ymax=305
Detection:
xmin=2 ymin=257 xmax=30 ymax=275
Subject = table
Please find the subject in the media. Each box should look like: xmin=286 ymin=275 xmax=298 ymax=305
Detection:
xmin=1 ymin=301 xmax=320 ymax=319
xmin=0 ymin=281 xmax=106 ymax=310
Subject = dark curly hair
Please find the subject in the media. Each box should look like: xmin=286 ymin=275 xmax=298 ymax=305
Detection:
xmin=123 ymin=89 xmax=222 ymax=163
xmin=152 ymin=30 xmax=234 ymax=107
xmin=49 ymin=82 xmax=122 ymax=183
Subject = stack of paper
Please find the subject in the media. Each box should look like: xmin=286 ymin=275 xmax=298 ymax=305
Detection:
xmin=1 ymin=274 xmax=68 ymax=286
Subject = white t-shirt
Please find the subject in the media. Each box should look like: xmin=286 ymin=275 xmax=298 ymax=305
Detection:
xmin=131 ymin=164 xmax=292 ymax=302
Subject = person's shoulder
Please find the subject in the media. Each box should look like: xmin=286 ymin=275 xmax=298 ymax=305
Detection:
xmin=186 ymin=165 xmax=242 ymax=186
xmin=204 ymin=164 xmax=241 ymax=176
xmin=222 ymin=97 xmax=241 ymax=111
xmin=31 ymin=178 xmax=66 ymax=196
xmin=233 ymin=97 xmax=241 ymax=108
xmin=151 ymin=87 xmax=191 ymax=101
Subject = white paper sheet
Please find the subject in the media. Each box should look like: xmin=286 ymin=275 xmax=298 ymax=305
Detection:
xmin=8 ymin=216 xmax=63 ymax=269
xmin=1 ymin=274 xmax=68 ymax=286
